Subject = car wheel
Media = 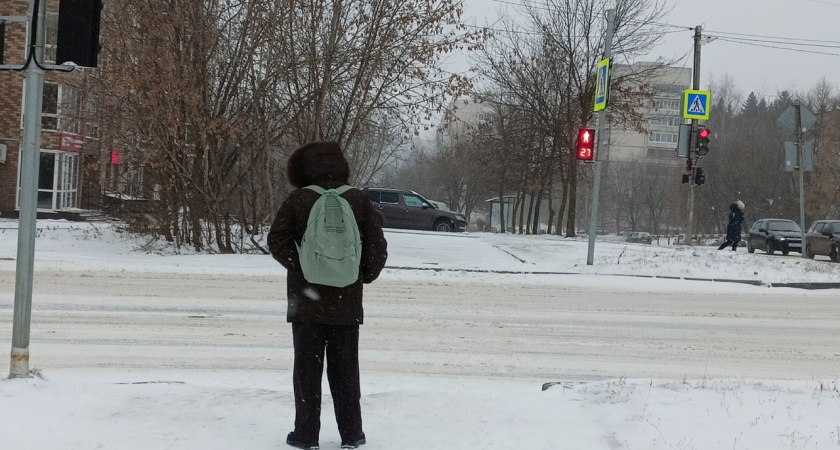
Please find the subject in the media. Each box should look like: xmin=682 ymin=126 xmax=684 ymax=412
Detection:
xmin=782 ymin=248 xmax=790 ymax=256
xmin=747 ymin=241 xmax=755 ymax=253
xmin=766 ymin=241 xmax=775 ymax=255
xmin=434 ymin=220 xmax=453 ymax=232
xmin=831 ymin=246 xmax=839 ymax=263
xmin=804 ymin=244 xmax=815 ymax=259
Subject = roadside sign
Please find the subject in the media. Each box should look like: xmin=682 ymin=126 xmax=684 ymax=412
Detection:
xmin=593 ymin=58 xmax=610 ymax=112
xmin=59 ymin=132 xmax=84 ymax=152
xmin=676 ymin=123 xmax=691 ymax=157
xmin=683 ymin=89 xmax=710 ymax=120
xmin=778 ymin=104 xmax=817 ymax=134
xmin=783 ymin=141 xmax=815 ymax=172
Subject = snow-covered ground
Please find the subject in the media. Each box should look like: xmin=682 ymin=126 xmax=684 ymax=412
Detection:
xmin=1 ymin=219 xmax=839 ymax=449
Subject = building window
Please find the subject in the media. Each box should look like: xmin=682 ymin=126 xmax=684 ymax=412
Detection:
xmin=61 ymin=86 xmax=81 ymax=134
xmin=45 ymin=11 xmax=58 ymax=63
xmin=647 ymin=148 xmax=677 ymax=159
xmin=653 ymin=99 xmax=680 ymax=112
xmin=653 ymin=84 xmax=685 ymax=95
xmin=86 ymin=95 xmax=100 ymax=139
xmin=649 ymin=132 xmax=678 ymax=144
xmin=650 ymin=116 xmax=682 ymax=127
xmin=34 ymin=150 xmax=79 ymax=210
xmin=42 ymin=82 xmax=59 ymax=131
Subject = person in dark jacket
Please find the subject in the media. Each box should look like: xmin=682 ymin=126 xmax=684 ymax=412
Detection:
xmin=267 ymin=141 xmax=388 ymax=450
xmin=718 ymin=200 xmax=745 ymax=251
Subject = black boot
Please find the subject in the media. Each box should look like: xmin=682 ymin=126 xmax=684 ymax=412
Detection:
xmin=287 ymin=432 xmax=319 ymax=450
xmin=341 ymin=433 xmax=366 ymax=449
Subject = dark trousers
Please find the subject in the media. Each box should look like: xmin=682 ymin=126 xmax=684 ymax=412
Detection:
xmin=291 ymin=322 xmax=363 ymax=443
xmin=718 ymin=240 xmax=738 ymax=251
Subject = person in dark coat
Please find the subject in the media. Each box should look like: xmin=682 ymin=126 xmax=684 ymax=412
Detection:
xmin=267 ymin=141 xmax=388 ymax=450
xmin=718 ymin=200 xmax=745 ymax=251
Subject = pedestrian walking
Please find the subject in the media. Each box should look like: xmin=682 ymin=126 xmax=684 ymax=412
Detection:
xmin=268 ymin=141 xmax=388 ymax=450
xmin=718 ymin=200 xmax=745 ymax=251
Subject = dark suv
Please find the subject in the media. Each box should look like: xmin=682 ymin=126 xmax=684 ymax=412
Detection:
xmin=747 ymin=218 xmax=803 ymax=255
xmin=804 ymin=220 xmax=840 ymax=262
xmin=362 ymin=187 xmax=467 ymax=232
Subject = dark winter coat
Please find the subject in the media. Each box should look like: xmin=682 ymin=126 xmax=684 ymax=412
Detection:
xmin=267 ymin=142 xmax=388 ymax=325
xmin=726 ymin=203 xmax=744 ymax=241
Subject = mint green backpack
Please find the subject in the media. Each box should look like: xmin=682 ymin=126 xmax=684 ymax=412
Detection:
xmin=296 ymin=185 xmax=362 ymax=287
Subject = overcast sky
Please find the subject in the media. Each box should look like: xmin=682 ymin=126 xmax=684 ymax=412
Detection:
xmin=461 ymin=0 xmax=840 ymax=99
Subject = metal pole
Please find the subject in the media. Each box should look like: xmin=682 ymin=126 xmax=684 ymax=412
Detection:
xmin=686 ymin=25 xmax=702 ymax=247
xmin=586 ymin=9 xmax=614 ymax=265
xmin=10 ymin=0 xmax=45 ymax=379
xmin=795 ymin=101 xmax=807 ymax=258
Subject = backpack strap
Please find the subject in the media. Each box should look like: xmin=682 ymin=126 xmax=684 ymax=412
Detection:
xmin=303 ymin=185 xmax=354 ymax=195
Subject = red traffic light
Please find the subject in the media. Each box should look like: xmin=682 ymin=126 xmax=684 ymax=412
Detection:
xmin=576 ymin=128 xmax=595 ymax=162
xmin=696 ymin=126 xmax=711 ymax=156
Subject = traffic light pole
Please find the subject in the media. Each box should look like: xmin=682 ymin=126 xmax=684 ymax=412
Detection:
xmin=586 ymin=9 xmax=614 ymax=265
xmin=9 ymin=0 xmax=46 ymax=378
xmin=686 ymin=25 xmax=702 ymax=247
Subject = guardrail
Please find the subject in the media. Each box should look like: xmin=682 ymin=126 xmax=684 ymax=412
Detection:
xmin=651 ymin=234 xmax=726 ymax=246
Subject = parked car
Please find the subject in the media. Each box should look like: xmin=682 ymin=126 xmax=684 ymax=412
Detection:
xmin=746 ymin=218 xmax=802 ymax=255
xmin=804 ymin=220 xmax=840 ymax=262
xmin=626 ymin=231 xmax=652 ymax=244
xmin=362 ymin=187 xmax=467 ymax=232
xmin=428 ymin=200 xmax=450 ymax=211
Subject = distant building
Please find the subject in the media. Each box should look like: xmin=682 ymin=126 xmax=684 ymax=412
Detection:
xmin=439 ymin=95 xmax=497 ymax=145
xmin=605 ymin=63 xmax=692 ymax=168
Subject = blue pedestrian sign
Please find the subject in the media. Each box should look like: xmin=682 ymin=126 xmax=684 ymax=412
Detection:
xmin=683 ymin=90 xmax=711 ymax=120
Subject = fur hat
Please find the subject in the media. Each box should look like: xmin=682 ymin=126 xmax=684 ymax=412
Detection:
xmin=735 ymin=200 xmax=745 ymax=211
xmin=286 ymin=141 xmax=350 ymax=188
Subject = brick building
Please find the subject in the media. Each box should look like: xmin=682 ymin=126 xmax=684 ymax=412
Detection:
xmin=1 ymin=0 xmax=99 ymax=218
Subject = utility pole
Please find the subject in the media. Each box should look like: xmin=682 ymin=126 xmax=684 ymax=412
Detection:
xmin=586 ymin=8 xmax=615 ymax=265
xmin=9 ymin=0 xmax=46 ymax=378
xmin=686 ymin=25 xmax=702 ymax=247
xmin=4 ymin=0 xmax=79 ymax=378
xmin=795 ymin=100 xmax=807 ymax=257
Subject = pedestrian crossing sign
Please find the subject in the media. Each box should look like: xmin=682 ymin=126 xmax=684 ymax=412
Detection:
xmin=593 ymin=58 xmax=610 ymax=112
xmin=683 ymin=90 xmax=711 ymax=120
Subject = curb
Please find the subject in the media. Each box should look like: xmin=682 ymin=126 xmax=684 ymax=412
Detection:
xmin=384 ymin=266 xmax=839 ymax=290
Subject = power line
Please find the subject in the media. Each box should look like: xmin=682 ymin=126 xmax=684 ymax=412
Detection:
xmin=703 ymin=29 xmax=840 ymax=46
xmin=461 ymin=22 xmax=686 ymax=38
xmin=708 ymin=35 xmax=840 ymax=50
xmin=806 ymin=0 xmax=840 ymax=6
xmin=479 ymin=0 xmax=840 ymax=55
xmin=713 ymin=37 xmax=840 ymax=57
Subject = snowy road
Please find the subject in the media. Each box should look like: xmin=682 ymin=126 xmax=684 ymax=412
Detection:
xmin=2 ymin=269 xmax=838 ymax=381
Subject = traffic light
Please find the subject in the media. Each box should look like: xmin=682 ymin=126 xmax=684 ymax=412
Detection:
xmin=696 ymin=126 xmax=710 ymax=156
xmin=694 ymin=167 xmax=706 ymax=185
xmin=576 ymin=128 xmax=595 ymax=162
xmin=56 ymin=0 xmax=104 ymax=68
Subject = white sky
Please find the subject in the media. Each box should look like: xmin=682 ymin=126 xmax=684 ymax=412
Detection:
xmin=461 ymin=0 xmax=840 ymax=97
xmin=1 ymin=220 xmax=840 ymax=449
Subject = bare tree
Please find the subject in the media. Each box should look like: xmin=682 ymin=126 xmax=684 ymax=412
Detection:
xmin=85 ymin=0 xmax=486 ymax=252
xmin=472 ymin=0 xmax=672 ymax=236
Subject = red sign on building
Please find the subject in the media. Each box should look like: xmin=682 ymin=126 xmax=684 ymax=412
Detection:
xmin=59 ymin=132 xmax=84 ymax=152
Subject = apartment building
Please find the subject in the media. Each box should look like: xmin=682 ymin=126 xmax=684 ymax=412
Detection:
xmin=605 ymin=63 xmax=693 ymax=167
xmin=0 ymin=0 xmax=100 ymax=218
